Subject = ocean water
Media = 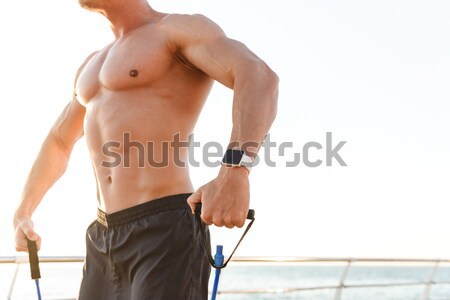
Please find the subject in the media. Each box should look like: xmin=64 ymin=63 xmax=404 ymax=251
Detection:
xmin=1 ymin=262 xmax=450 ymax=300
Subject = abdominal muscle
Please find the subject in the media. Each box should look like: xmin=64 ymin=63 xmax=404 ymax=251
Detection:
xmin=94 ymin=164 xmax=194 ymax=214
xmin=83 ymin=87 xmax=209 ymax=214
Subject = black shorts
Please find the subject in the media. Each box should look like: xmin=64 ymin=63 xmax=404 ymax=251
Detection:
xmin=78 ymin=193 xmax=211 ymax=300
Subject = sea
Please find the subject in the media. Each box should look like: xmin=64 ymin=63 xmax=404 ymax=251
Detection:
xmin=1 ymin=263 xmax=450 ymax=300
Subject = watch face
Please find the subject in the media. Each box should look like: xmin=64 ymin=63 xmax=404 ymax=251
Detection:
xmin=222 ymin=149 xmax=244 ymax=165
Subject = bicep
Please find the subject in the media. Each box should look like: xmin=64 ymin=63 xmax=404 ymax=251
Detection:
xmin=50 ymin=51 xmax=97 ymax=148
xmin=182 ymin=37 xmax=262 ymax=88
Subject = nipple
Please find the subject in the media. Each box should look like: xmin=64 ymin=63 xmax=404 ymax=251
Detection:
xmin=129 ymin=69 xmax=139 ymax=77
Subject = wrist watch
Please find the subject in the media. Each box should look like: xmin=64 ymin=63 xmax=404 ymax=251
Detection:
xmin=221 ymin=149 xmax=254 ymax=173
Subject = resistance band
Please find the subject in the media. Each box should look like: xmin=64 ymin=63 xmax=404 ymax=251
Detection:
xmin=195 ymin=203 xmax=255 ymax=299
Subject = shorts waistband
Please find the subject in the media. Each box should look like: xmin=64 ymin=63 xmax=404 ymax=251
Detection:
xmin=96 ymin=193 xmax=192 ymax=228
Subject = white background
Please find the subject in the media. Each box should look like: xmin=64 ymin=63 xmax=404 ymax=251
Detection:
xmin=0 ymin=0 xmax=449 ymax=259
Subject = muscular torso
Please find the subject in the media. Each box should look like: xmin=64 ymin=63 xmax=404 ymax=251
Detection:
xmin=75 ymin=18 xmax=214 ymax=213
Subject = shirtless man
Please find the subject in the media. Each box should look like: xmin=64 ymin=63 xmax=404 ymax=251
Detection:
xmin=13 ymin=0 xmax=278 ymax=298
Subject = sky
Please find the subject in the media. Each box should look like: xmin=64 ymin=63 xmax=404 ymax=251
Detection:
xmin=0 ymin=0 xmax=449 ymax=260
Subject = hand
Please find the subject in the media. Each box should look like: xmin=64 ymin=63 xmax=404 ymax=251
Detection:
xmin=188 ymin=166 xmax=250 ymax=228
xmin=13 ymin=215 xmax=41 ymax=252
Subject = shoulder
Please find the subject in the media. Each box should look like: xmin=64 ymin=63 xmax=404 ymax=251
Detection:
xmin=160 ymin=13 xmax=222 ymax=29
xmin=159 ymin=13 xmax=226 ymax=46
xmin=73 ymin=51 xmax=98 ymax=93
xmin=75 ymin=52 xmax=98 ymax=78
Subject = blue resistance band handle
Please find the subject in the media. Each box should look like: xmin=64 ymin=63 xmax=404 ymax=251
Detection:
xmin=211 ymin=245 xmax=224 ymax=300
xmin=195 ymin=203 xmax=255 ymax=269
xmin=26 ymin=239 xmax=41 ymax=280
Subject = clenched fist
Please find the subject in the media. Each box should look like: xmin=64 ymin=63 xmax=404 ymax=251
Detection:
xmin=188 ymin=166 xmax=250 ymax=228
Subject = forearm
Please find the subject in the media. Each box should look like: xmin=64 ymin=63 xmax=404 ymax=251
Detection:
xmin=15 ymin=132 xmax=73 ymax=219
xmin=229 ymin=62 xmax=279 ymax=155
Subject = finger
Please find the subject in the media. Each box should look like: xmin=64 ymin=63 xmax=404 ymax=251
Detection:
xmin=234 ymin=214 xmax=246 ymax=228
xmin=235 ymin=218 xmax=246 ymax=228
xmin=223 ymin=215 xmax=234 ymax=229
xmin=15 ymin=240 xmax=28 ymax=252
xmin=24 ymin=236 xmax=41 ymax=251
xmin=15 ymin=234 xmax=42 ymax=252
xmin=14 ymin=227 xmax=29 ymax=252
xmin=15 ymin=245 xmax=28 ymax=252
xmin=212 ymin=214 xmax=225 ymax=227
xmin=34 ymin=236 xmax=42 ymax=251
xmin=221 ymin=214 xmax=246 ymax=229
xmin=187 ymin=189 xmax=202 ymax=214
xmin=201 ymin=207 xmax=213 ymax=226
xmin=20 ymin=219 xmax=38 ymax=241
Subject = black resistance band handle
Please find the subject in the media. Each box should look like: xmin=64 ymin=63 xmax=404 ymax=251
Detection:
xmin=195 ymin=203 xmax=255 ymax=269
xmin=195 ymin=203 xmax=255 ymax=220
xmin=27 ymin=238 xmax=41 ymax=280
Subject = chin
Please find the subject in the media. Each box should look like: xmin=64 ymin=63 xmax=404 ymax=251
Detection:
xmin=78 ymin=0 xmax=99 ymax=10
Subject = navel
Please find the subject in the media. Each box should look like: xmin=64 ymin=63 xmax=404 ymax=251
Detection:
xmin=129 ymin=69 xmax=139 ymax=77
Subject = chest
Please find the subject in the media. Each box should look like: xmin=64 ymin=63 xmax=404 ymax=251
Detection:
xmin=75 ymin=31 xmax=173 ymax=103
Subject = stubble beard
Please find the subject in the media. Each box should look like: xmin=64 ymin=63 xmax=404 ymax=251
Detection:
xmin=78 ymin=0 xmax=104 ymax=11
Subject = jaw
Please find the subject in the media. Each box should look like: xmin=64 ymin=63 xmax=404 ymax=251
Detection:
xmin=78 ymin=0 xmax=108 ymax=12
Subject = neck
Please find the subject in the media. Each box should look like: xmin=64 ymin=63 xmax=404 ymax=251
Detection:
xmin=99 ymin=1 xmax=159 ymax=38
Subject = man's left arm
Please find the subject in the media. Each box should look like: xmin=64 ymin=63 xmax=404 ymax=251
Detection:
xmin=164 ymin=14 xmax=279 ymax=228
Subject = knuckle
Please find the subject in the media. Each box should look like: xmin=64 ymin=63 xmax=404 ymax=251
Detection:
xmin=21 ymin=219 xmax=32 ymax=229
xmin=201 ymin=212 xmax=212 ymax=222
xmin=235 ymin=218 xmax=245 ymax=228
xmin=201 ymin=215 xmax=213 ymax=225
xmin=213 ymin=217 xmax=224 ymax=227
xmin=223 ymin=216 xmax=232 ymax=225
